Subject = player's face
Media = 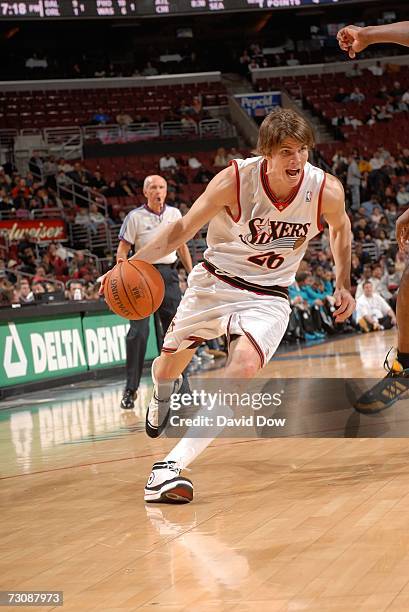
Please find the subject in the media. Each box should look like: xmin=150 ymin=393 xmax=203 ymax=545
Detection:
xmin=144 ymin=178 xmax=167 ymax=208
xmin=268 ymin=138 xmax=309 ymax=186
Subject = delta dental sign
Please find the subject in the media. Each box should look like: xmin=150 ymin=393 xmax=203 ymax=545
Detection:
xmin=0 ymin=219 xmax=67 ymax=242
xmin=1 ymin=314 xmax=131 ymax=387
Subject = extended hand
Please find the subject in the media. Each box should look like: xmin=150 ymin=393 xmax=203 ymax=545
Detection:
xmin=333 ymin=288 xmax=355 ymax=323
xmin=337 ymin=25 xmax=368 ymax=58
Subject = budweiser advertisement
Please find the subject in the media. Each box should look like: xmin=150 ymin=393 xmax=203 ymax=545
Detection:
xmin=0 ymin=219 xmax=67 ymax=242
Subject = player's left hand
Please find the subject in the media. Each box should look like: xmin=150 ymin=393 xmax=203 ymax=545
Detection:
xmin=332 ymin=288 xmax=355 ymax=323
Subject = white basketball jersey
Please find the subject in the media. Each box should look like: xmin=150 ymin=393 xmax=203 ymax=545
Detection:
xmin=204 ymin=156 xmax=326 ymax=287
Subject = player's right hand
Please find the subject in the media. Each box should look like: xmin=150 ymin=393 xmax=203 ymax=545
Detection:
xmin=97 ymin=258 xmax=125 ymax=296
xmin=337 ymin=25 xmax=368 ymax=58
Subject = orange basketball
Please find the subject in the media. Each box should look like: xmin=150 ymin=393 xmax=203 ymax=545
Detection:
xmin=104 ymin=260 xmax=165 ymax=320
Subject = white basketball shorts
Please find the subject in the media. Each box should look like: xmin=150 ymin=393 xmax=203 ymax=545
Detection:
xmin=162 ymin=263 xmax=291 ymax=368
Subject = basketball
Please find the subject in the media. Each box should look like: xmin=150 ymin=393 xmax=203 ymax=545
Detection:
xmin=104 ymin=260 xmax=165 ymax=320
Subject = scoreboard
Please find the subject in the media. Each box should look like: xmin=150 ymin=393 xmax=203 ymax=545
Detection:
xmin=0 ymin=1 xmax=348 ymax=19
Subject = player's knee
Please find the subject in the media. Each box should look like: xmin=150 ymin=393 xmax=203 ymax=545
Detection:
xmin=225 ymin=357 xmax=260 ymax=379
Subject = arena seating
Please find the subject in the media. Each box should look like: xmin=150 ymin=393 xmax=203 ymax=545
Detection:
xmin=0 ymin=83 xmax=228 ymax=130
xmin=256 ymin=67 xmax=409 ymax=161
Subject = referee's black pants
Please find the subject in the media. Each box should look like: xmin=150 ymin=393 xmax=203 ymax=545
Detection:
xmin=125 ymin=264 xmax=182 ymax=392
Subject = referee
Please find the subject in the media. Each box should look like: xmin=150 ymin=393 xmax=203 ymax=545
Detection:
xmin=117 ymin=174 xmax=192 ymax=409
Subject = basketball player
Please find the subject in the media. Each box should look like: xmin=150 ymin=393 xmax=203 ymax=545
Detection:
xmin=117 ymin=175 xmax=192 ymax=409
xmin=100 ymin=108 xmax=355 ymax=503
xmin=337 ymin=21 xmax=409 ymax=412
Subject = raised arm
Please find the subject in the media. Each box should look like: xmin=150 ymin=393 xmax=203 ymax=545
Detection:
xmin=130 ymin=165 xmax=237 ymax=264
xmin=337 ymin=21 xmax=409 ymax=58
xmin=321 ymin=173 xmax=355 ymax=322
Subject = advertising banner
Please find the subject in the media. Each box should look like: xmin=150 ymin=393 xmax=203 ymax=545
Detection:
xmin=234 ymin=91 xmax=282 ymax=117
xmin=0 ymin=219 xmax=67 ymax=242
xmin=0 ymin=315 xmax=87 ymax=387
xmin=0 ymin=312 xmax=159 ymax=387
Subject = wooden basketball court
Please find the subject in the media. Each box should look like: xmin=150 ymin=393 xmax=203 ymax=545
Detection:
xmin=2 ymin=330 xmax=409 ymax=611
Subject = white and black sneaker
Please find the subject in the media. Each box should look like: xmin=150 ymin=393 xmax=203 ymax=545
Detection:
xmin=144 ymin=461 xmax=193 ymax=504
xmin=146 ymin=363 xmax=183 ymax=438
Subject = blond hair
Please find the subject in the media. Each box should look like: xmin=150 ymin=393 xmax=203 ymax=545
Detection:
xmin=256 ymin=108 xmax=315 ymax=157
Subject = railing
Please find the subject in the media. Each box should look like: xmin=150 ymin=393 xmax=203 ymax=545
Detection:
xmin=11 ymin=117 xmax=237 ymax=150
xmin=43 ymin=126 xmax=83 ymax=159
xmin=20 ymin=128 xmax=42 ymax=137
xmin=31 ymin=207 xmax=64 ymax=219
xmin=161 ymin=121 xmax=198 ymax=138
xmin=69 ymin=221 xmax=115 ymax=255
xmin=0 ymin=129 xmax=18 ymax=147
xmin=199 ymin=118 xmax=236 ymax=138
xmin=82 ymin=124 xmax=121 ymax=144
xmin=126 ymin=122 xmax=161 ymax=140
xmin=4 ymin=266 xmax=66 ymax=291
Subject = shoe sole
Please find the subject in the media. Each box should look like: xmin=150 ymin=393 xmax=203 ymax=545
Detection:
xmin=145 ymin=481 xmax=193 ymax=504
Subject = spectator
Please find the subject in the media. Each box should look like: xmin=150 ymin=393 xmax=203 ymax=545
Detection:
xmin=116 ymin=110 xmax=133 ymax=127
xmin=350 ymin=87 xmax=365 ymax=103
xmin=227 ymin=148 xmax=244 ymax=161
xmin=17 ymin=278 xmax=34 ymax=303
xmin=370 ymin=264 xmax=392 ymax=301
xmin=368 ymin=61 xmax=384 ymax=76
xmin=142 ymin=61 xmax=158 ymax=76
xmin=75 ymin=207 xmax=91 ymax=225
xmin=28 ymin=151 xmax=44 ymax=177
xmin=213 ymin=147 xmax=228 ymax=168
xmin=67 ymin=279 xmax=85 ymax=300
xmin=32 ymin=281 xmax=46 ymax=295
xmin=334 ymin=87 xmax=349 ymax=103
xmin=91 ymin=108 xmax=111 ymax=125
xmin=180 ymin=115 xmax=197 ymax=129
xmin=25 ymin=52 xmax=47 ymax=70
xmin=369 ymin=151 xmax=384 ymax=170
xmin=188 ymin=156 xmax=202 ymax=169
xmin=396 ymin=185 xmax=409 ymax=207
xmin=191 ymin=96 xmax=203 ymax=118
xmin=361 ymin=193 xmax=380 ymax=216
xmin=346 ymin=62 xmax=362 ymax=78
xmin=89 ymin=203 xmax=106 ymax=225
xmin=159 ymin=154 xmax=178 ymax=172
xmin=356 ymin=280 xmax=396 ymax=332
xmin=90 ymin=170 xmax=107 ymax=192
xmin=286 ymin=53 xmax=300 ymax=66
xmin=370 ymin=206 xmax=383 ymax=226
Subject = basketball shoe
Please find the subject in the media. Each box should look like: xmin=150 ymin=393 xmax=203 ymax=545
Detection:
xmin=145 ymin=362 xmax=183 ymax=438
xmin=120 ymin=388 xmax=136 ymax=410
xmin=144 ymin=461 xmax=193 ymax=503
xmin=354 ymin=350 xmax=409 ymax=414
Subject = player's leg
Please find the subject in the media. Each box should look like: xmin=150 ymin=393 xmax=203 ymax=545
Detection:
xmin=144 ymin=335 xmax=261 ymax=504
xmin=145 ymin=347 xmax=196 ymax=438
xmin=355 ymin=264 xmax=409 ymax=413
xmin=121 ymin=317 xmax=149 ymax=409
xmin=397 ymin=264 xmax=409 ymax=364
xmin=156 ymin=266 xmax=182 ymax=342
